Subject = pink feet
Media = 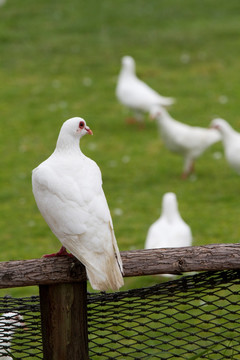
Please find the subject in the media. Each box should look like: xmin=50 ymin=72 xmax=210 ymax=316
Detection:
xmin=181 ymin=172 xmax=189 ymax=180
xmin=125 ymin=117 xmax=145 ymax=129
xmin=43 ymin=246 xmax=73 ymax=258
xmin=125 ymin=117 xmax=138 ymax=124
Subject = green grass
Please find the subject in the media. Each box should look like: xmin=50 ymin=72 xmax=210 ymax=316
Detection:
xmin=1 ymin=0 xmax=240 ymax=296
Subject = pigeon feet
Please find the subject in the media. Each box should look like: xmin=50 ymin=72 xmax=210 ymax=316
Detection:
xmin=125 ymin=117 xmax=145 ymax=129
xmin=181 ymin=172 xmax=189 ymax=180
xmin=43 ymin=246 xmax=73 ymax=258
xmin=125 ymin=117 xmax=139 ymax=124
xmin=181 ymin=162 xmax=195 ymax=179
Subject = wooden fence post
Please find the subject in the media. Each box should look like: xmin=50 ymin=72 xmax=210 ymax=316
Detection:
xmin=39 ymin=281 xmax=88 ymax=360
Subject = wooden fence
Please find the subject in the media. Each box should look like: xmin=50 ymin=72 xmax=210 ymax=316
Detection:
xmin=0 ymin=243 xmax=240 ymax=359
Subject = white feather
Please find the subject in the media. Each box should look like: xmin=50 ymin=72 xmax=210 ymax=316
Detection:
xmin=32 ymin=117 xmax=124 ymax=291
xmin=145 ymin=192 xmax=192 ymax=277
xmin=210 ymin=118 xmax=240 ymax=175
xmin=150 ymin=106 xmax=222 ymax=177
xmin=116 ymin=56 xmax=175 ymax=121
xmin=0 ymin=312 xmax=24 ymax=360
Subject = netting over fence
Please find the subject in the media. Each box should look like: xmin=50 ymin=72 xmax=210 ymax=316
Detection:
xmin=0 ymin=295 xmax=42 ymax=359
xmin=88 ymin=270 xmax=240 ymax=359
xmin=1 ymin=270 xmax=240 ymax=359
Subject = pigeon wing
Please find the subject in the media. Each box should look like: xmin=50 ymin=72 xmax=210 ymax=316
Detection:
xmin=32 ymin=158 xmax=123 ymax=291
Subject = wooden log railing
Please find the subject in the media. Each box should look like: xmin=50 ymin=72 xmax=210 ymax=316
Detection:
xmin=0 ymin=243 xmax=240 ymax=359
xmin=0 ymin=243 xmax=240 ymax=288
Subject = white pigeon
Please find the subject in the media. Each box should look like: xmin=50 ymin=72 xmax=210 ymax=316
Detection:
xmin=32 ymin=117 xmax=124 ymax=291
xmin=210 ymin=118 xmax=240 ymax=175
xmin=145 ymin=192 xmax=192 ymax=277
xmin=0 ymin=312 xmax=25 ymax=360
xmin=116 ymin=55 xmax=175 ymax=122
xmin=150 ymin=105 xmax=222 ymax=178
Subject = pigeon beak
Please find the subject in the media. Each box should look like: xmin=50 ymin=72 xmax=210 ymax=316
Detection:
xmin=86 ymin=126 xmax=93 ymax=135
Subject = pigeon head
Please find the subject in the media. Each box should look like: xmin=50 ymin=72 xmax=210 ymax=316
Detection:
xmin=56 ymin=117 xmax=93 ymax=151
xmin=162 ymin=192 xmax=180 ymax=222
xmin=149 ymin=105 xmax=168 ymax=121
xmin=210 ymin=118 xmax=229 ymax=132
xmin=61 ymin=117 xmax=93 ymax=138
xmin=121 ymin=56 xmax=136 ymax=73
xmin=149 ymin=105 xmax=162 ymax=120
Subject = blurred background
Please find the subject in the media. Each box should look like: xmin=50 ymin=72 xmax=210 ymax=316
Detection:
xmin=0 ymin=0 xmax=240 ymax=296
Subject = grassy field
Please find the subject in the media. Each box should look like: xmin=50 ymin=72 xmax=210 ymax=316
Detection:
xmin=1 ymin=0 xmax=240 ymax=297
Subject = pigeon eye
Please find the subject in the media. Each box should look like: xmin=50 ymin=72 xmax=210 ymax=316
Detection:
xmin=79 ymin=121 xmax=85 ymax=129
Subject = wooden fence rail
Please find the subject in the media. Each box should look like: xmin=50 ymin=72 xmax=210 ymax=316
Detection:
xmin=0 ymin=243 xmax=239 ymax=288
xmin=0 ymin=243 xmax=240 ymax=359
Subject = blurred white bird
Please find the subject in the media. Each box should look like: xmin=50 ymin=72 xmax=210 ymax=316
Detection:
xmin=210 ymin=118 xmax=240 ymax=174
xmin=116 ymin=56 xmax=175 ymax=123
xmin=32 ymin=117 xmax=124 ymax=291
xmin=145 ymin=192 xmax=192 ymax=277
xmin=0 ymin=312 xmax=25 ymax=360
xmin=150 ymin=106 xmax=222 ymax=178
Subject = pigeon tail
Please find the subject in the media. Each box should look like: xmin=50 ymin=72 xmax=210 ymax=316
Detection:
xmin=86 ymin=222 xmax=124 ymax=291
xmin=88 ymin=224 xmax=124 ymax=291
xmin=73 ymin=247 xmax=124 ymax=291
xmin=86 ymin=257 xmax=124 ymax=291
xmin=62 ymin=232 xmax=124 ymax=292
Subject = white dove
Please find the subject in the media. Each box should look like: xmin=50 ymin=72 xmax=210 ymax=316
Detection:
xmin=116 ymin=55 xmax=175 ymax=123
xmin=145 ymin=192 xmax=192 ymax=277
xmin=150 ymin=106 xmax=222 ymax=178
xmin=32 ymin=117 xmax=124 ymax=291
xmin=210 ymin=118 xmax=240 ymax=175
xmin=0 ymin=312 xmax=25 ymax=360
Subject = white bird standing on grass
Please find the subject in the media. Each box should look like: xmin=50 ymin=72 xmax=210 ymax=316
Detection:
xmin=32 ymin=117 xmax=124 ymax=291
xmin=116 ymin=56 xmax=175 ymax=123
xmin=145 ymin=192 xmax=192 ymax=277
xmin=150 ymin=106 xmax=222 ymax=178
xmin=0 ymin=312 xmax=25 ymax=360
xmin=210 ymin=118 xmax=240 ymax=175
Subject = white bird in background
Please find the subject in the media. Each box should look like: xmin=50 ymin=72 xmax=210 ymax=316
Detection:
xmin=150 ymin=106 xmax=222 ymax=178
xmin=32 ymin=117 xmax=124 ymax=291
xmin=210 ymin=118 xmax=240 ymax=175
xmin=145 ymin=192 xmax=192 ymax=277
xmin=0 ymin=312 xmax=25 ymax=360
xmin=116 ymin=55 xmax=175 ymax=123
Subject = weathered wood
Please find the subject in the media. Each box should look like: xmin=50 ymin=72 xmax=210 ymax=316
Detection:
xmin=0 ymin=243 xmax=240 ymax=288
xmin=0 ymin=256 xmax=86 ymax=288
xmin=40 ymin=281 xmax=88 ymax=360
xmin=121 ymin=243 xmax=240 ymax=276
